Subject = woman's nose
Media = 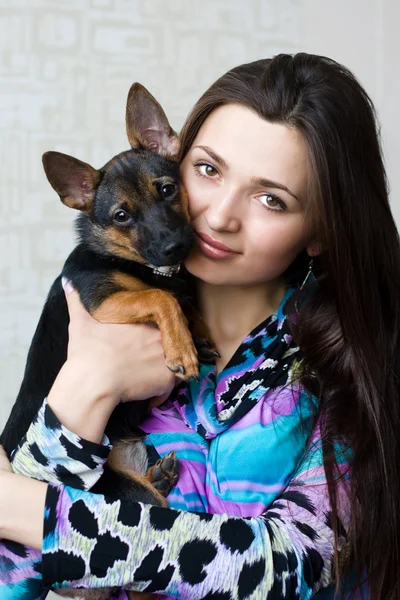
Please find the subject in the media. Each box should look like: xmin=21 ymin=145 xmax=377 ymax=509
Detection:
xmin=205 ymin=192 xmax=241 ymax=233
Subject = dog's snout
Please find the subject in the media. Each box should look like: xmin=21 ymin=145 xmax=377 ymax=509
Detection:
xmin=139 ymin=221 xmax=194 ymax=266
xmin=164 ymin=241 xmax=185 ymax=258
xmin=157 ymin=232 xmax=191 ymax=264
xmin=137 ymin=203 xmax=194 ymax=267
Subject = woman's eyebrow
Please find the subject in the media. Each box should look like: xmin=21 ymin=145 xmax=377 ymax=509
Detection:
xmin=251 ymin=176 xmax=300 ymax=202
xmin=192 ymin=144 xmax=299 ymax=202
xmin=192 ymin=145 xmax=228 ymax=169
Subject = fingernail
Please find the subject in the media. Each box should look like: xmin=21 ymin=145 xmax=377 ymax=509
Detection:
xmin=61 ymin=277 xmax=74 ymax=295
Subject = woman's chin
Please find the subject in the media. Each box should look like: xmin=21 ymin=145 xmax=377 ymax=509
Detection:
xmin=184 ymin=254 xmax=245 ymax=287
xmin=184 ymin=253 xmax=227 ymax=285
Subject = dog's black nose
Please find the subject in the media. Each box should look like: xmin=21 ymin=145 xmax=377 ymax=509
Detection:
xmin=139 ymin=215 xmax=194 ymax=266
xmin=164 ymin=241 xmax=185 ymax=258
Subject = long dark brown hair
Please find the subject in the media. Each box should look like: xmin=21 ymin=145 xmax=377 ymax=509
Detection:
xmin=179 ymin=53 xmax=400 ymax=598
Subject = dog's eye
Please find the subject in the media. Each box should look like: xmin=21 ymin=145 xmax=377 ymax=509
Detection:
xmin=113 ymin=209 xmax=131 ymax=224
xmin=161 ymin=183 xmax=177 ymax=199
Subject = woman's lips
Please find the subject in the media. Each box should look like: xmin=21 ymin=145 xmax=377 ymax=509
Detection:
xmin=195 ymin=232 xmax=241 ymax=260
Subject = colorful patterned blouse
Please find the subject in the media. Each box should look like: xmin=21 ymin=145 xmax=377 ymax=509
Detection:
xmin=0 ymin=286 xmax=352 ymax=599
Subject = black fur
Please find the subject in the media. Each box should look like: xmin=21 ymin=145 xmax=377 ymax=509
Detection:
xmin=0 ymin=142 xmax=200 ymax=515
xmin=1 ymin=144 xmax=194 ymax=459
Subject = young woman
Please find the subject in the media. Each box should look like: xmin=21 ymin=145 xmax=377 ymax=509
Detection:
xmin=1 ymin=52 xmax=399 ymax=600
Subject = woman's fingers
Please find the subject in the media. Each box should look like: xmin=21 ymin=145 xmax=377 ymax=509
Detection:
xmin=61 ymin=276 xmax=74 ymax=297
xmin=62 ymin=277 xmax=93 ymax=325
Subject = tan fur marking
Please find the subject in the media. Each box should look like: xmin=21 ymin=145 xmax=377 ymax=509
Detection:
xmin=119 ymin=154 xmax=131 ymax=169
xmin=112 ymin=272 xmax=151 ymax=292
xmin=179 ymin=184 xmax=191 ymax=221
xmin=102 ymin=227 xmax=145 ymax=263
xmin=144 ymin=172 xmax=156 ymax=197
xmin=107 ymin=445 xmax=168 ymax=508
xmin=117 ymin=187 xmax=135 ymax=214
xmin=93 ymin=289 xmax=199 ymax=379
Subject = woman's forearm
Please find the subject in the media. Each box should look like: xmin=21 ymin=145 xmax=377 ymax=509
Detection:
xmin=47 ymin=359 xmax=116 ymax=444
xmin=0 ymin=472 xmax=46 ymax=550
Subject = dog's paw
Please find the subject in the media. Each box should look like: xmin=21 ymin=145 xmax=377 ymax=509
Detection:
xmin=193 ymin=335 xmax=220 ymax=364
xmin=165 ymin=340 xmax=199 ymax=381
xmin=146 ymin=451 xmax=180 ymax=497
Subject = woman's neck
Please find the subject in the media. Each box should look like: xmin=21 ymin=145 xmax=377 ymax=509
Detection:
xmin=197 ymin=279 xmax=287 ymax=372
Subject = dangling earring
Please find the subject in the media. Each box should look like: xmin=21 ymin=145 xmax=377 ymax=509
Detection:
xmin=300 ymin=257 xmax=314 ymax=291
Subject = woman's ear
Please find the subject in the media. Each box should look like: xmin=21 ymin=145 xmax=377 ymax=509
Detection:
xmin=306 ymin=241 xmax=321 ymax=257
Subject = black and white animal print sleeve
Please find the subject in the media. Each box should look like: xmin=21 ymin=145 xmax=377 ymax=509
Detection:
xmin=41 ymin=432 xmax=350 ymax=599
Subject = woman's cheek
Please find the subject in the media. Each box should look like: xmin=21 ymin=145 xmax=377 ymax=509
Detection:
xmin=249 ymin=221 xmax=296 ymax=265
xmin=186 ymin=184 xmax=206 ymax=220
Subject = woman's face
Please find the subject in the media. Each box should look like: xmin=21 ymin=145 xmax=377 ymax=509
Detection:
xmin=180 ymin=104 xmax=315 ymax=287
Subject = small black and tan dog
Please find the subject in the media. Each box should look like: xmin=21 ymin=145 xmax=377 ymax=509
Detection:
xmin=1 ymin=84 xmax=215 ymax=591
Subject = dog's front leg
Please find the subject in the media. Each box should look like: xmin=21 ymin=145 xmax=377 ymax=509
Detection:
xmin=93 ymin=289 xmax=199 ymax=380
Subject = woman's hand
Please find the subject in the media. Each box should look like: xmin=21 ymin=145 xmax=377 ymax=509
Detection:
xmin=63 ymin=279 xmax=176 ymax=404
xmin=46 ymin=280 xmax=176 ymax=443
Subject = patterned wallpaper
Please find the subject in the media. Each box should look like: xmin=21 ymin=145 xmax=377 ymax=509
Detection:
xmin=0 ymin=0 xmax=301 ymax=426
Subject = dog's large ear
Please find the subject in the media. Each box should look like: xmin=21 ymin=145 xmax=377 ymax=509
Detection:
xmin=126 ymin=83 xmax=180 ymax=157
xmin=42 ymin=152 xmax=101 ymax=211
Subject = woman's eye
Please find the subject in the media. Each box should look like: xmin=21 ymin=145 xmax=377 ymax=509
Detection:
xmin=194 ymin=163 xmax=219 ymax=178
xmin=258 ymin=193 xmax=285 ymax=211
xmin=113 ymin=209 xmax=131 ymax=224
